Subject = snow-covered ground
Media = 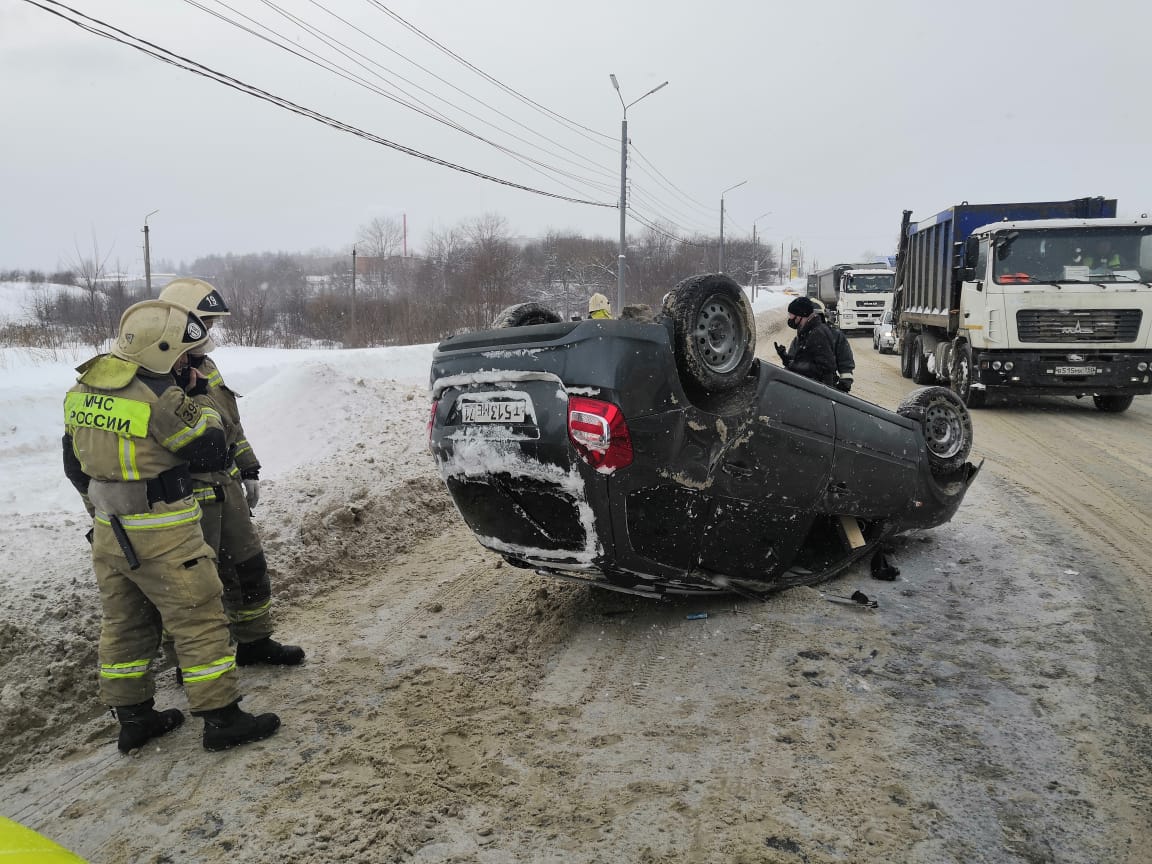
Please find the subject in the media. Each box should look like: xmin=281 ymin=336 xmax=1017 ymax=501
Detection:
xmin=0 ymin=279 xmax=791 ymax=772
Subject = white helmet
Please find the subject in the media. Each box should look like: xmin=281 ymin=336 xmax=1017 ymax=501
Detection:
xmin=158 ymin=278 xmax=230 ymax=319
xmin=588 ymin=292 xmax=611 ymax=315
xmin=112 ymin=301 xmax=210 ymax=374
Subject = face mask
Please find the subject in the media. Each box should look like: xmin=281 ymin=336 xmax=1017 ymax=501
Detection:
xmin=787 ymin=318 xmax=800 ymax=329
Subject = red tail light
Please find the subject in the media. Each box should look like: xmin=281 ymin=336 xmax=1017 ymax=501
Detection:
xmin=427 ymin=399 xmax=439 ymax=446
xmin=568 ymin=396 xmax=632 ymax=472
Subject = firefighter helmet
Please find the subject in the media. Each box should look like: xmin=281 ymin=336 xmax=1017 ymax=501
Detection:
xmin=112 ymin=301 xmax=210 ymax=374
xmin=588 ymin=292 xmax=611 ymax=315
xmin=158 ymin=278 xmax=230 ymax=319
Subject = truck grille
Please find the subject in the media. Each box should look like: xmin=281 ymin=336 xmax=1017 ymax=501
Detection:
xmin=1016 ymin=309 xmax=1142 ymax=343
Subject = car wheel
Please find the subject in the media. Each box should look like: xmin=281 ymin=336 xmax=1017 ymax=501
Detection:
xmin=911 ymin=337 xmax=935 ymax=384
xmin=1092 ymin=394 xmax=1134 ymax=413
xmin=663 ymin=273 xmax=756 ymax=393
xmin=897 ymin=386 xmax=973 ymax=475
xmin=948 ymin=342 xmax=985 ymax=408
xmin=899 ymin=332 xmax=915 ymax=379
xmin=873 ymin=331 xmax=879 ymax=351
xmin=490 ymin=302 xmax=562 ymax=328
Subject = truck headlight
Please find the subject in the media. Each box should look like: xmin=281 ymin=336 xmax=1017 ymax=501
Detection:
xmin=1003 ymin=361 xmax=1014 ymax=371
xmin=1139 ymin=362 xmax=1149 ymax=372
xmin=992 ymin=361 xmax=1002 ymax=370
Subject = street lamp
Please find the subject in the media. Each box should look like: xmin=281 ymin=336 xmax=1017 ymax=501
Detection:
xmin=143 ymin=209 xmax=159 ymax=295
xmin=610 ymin=74 xmax=668 ymax=311
xmin=718 ymin=180 xmax=747 ymax=273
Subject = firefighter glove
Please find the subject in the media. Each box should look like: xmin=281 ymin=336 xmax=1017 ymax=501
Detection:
xmin=243 ymin=478 xmax=260 ymax=509
xmin=774 ymin=343 xmax=790 ymax=367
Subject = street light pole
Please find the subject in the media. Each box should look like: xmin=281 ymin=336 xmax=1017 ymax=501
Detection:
xmin=718 ymin=180 xmax=747 ymax=274
xmin=143 ymin=209 xmax=159 ymax=295
xmin=750 ymin=211 xmax=772 ymax=298
xmin=610 ymin=74 xmax=668 ymax=312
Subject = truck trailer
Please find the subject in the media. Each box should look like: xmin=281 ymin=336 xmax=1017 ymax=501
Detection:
xmin=893 ymin=197 xmax=1152 ymax=411
xmin=809 ymin=263 xmax=895 ymax=331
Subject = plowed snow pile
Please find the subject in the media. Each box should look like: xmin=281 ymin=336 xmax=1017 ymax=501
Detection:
xmin=0 ymin=343 xmax=444 ymax=772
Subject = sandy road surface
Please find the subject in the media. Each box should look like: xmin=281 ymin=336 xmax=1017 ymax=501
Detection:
xmin=3 ymin=323 xmax=1151 ymax=864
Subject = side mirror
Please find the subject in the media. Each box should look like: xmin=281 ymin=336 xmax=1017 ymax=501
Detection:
xmin=1139 ymin=234 xmax=1152 ymax=270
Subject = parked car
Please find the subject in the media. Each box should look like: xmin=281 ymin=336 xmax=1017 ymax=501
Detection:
xmin=428 ymin=275 xmax=979 ymax=599
xmin=873 ymin=308 xmax=897 ymax=354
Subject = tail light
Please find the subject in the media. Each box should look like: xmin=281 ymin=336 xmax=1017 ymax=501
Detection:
xmin=427 ymin=399 xmax=439 ymax=447
xmin=568 ymin=396 xmax=632 ymax=472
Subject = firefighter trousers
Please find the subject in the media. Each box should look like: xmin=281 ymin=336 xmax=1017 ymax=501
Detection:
xmin=93 ymin=521 xmax=240 ymax=712
xmin=198 ymin=476 xmax=273 ymax=643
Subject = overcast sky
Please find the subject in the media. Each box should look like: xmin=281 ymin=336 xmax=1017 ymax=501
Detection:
xmin=2 ymin=0 xmax=1150 ymax=274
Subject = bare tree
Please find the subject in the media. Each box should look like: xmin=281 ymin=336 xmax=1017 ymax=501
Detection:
xmin=356 ymin=216 xmax=404 ymax=299
xmin=68 ymin=233 xmax=116 ymax=347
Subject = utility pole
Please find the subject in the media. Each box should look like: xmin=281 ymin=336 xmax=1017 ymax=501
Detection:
xmin=610 ymin=74 xmax=668 ymax=311
xmin=143 ymin=209 xmax=159 ymax=295
xmin=351 ymin=246 xmax=357 ymax=347
xmin=718 ymin=180 xmax=747 ymax=274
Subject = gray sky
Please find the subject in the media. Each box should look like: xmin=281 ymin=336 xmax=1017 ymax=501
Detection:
xmin=2 ymin=0 xmax=1150 ymax=273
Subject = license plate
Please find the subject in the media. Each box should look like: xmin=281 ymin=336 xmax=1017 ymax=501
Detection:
xmin=1054 ymin=366 xmax=1096 ymax=376
xmin=461 ymin=400 xmax=526 ymax=423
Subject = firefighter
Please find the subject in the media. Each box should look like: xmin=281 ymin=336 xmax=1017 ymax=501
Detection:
xmin=811 ymin=299 xmax=855 ymax=392
xmin=588 ymin=292 xmax=613 ymax=319
xmin=62 ymin=300 xmax=280 ymax=752
xmin=158 ymin=278 xmax=305 ymax=668
xmin=773 ymin=296 xmax=838 ymax=386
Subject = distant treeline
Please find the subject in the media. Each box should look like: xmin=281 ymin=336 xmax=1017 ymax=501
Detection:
xmin=1 ymin=214 xmax=778 ymax=348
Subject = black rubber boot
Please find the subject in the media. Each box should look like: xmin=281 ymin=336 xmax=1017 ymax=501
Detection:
xmin=113 ymin=699 xmax=185 ymax=754
xmin=235 ymin=637 xmax=305 ymax=667
xmin=199 ymin=701 xmax=281 ymax=752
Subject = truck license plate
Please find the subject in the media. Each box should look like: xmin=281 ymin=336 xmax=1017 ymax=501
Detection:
xmin=1054 ymin=366 xmax=1096 ymax=376
xmin=461 ymin=400 xmax=526 ymax=423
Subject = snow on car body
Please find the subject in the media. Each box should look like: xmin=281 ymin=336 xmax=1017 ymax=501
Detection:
xmin=429 ymin=275 xmax=979 ymax=598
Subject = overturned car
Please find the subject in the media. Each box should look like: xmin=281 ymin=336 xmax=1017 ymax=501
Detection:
xmin=428 ymin=274 xmax=979 ymax=598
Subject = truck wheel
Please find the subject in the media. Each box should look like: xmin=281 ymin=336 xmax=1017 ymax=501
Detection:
xmin=897 ymin=386 xmax=973 ymax=476
xmin=490 ymin=302 xmax=562 ymax=328
xmin=1092 ymin=394 xmax=1134 ymax=413
xmin=899 ymin=334 xmax=915 ymax=379
xmin=911 ymin=337 xmax=935 ymax=385
xmin=949 ymin=343 xmax=986 ymax=408
xmin=663 ymin=273 xmax=756 ymax=393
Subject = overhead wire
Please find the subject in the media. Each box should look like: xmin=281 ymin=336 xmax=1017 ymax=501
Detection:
xmin=300 ymin=0 xmax=620 ymax=180
xmin=24 ymin=0 xmax=616 ymax=208
xmin=630 ymin=142 xmax=719 ymax=214
xmin=183 ymin=0 xmax=618 ymax=199
xmin=628 ymin=182 xmax=715 ymax=236
xmin=626 ymin=208 xmax=709 ymax=247
xmin=364 ymin=1 xmax=617 ymax=148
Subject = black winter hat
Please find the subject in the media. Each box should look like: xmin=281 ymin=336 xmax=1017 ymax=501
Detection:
xmin=787 ymin=296 xmax=815 ymax=317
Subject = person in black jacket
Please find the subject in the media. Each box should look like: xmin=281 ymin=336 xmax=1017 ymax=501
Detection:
xmin=811 ymin=299 xmax=855 ymax=392
xmin=774 ymin=296 xmax=838 ymax=386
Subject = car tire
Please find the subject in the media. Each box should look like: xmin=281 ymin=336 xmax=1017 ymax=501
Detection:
xmin=899 ymin=332 xmax=915 ymax=379
xmin=897 ymin=386 xmax=973 ymax=476
xmin=491 ymin=302 xmax=562 ymax=328
xmin=663 ymin=273 xmax=756 ymax=393
xmin=1092 ymin=394 xmax=1134 ymax=413
xmin=949 ymin=342 xmax=986 ymax=408
xmin=911 ymin=337 xmax=935 ymax=384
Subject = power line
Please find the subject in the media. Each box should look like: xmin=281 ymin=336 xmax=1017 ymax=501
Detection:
xmin=300 ymin=0 xmax=620 ymax=180
xmin=24 ymin=0 xmax=616 ymax=209
xmin=364 ymin=1 xmax=617 ymax=148
xmin=184 ymin=0 xmax=617 ymax=198
xmin=626 ymin=208 xmax=708 ymax=247
xmin=630 ymin=142 xmax=719 ymax=213
xmin=628 ymin=182 xmax=714 ymax=235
